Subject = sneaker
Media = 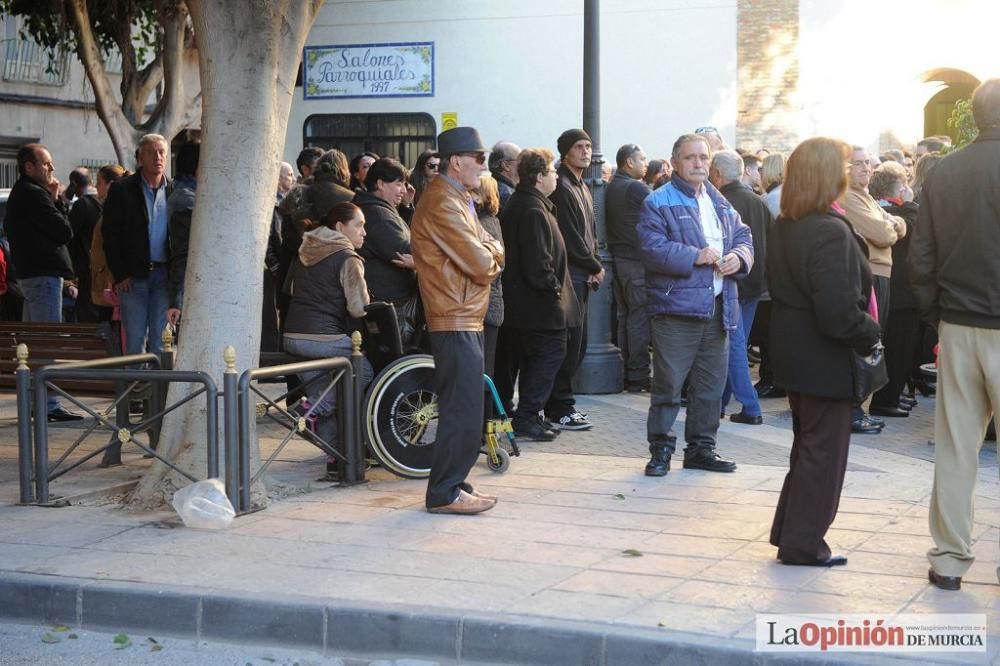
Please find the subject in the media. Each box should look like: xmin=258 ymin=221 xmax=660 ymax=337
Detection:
xmin=555 ymin=412 xmax=592 ymax=431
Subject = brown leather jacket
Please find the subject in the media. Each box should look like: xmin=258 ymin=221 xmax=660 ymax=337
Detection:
xmin=411 ymin=175 xmax=504 ymax=332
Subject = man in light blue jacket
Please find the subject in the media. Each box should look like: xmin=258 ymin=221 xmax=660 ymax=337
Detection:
xmin=637 ymin=133 xmax=754 ymax=476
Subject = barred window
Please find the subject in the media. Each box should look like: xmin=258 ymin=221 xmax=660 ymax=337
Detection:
xmin=303 ymin=113 xmax=436 ymax=169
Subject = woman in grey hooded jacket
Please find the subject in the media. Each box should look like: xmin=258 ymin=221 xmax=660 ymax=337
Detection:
xmin=282 ymin=202 xmax=374 ymax=456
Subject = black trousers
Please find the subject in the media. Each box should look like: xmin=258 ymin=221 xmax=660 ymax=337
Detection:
xmin=545 ymin=280 xmax=588 ymax=419
xmin=871 ymin=308 xmax=920 ymax=408
xmin=483 ymin=323 xmax=499 ymax=419
xmin=853 ymin=274 xmax=890 ymax=418
xmin=493 ymin=324 xmax=518 ymax=414
xmin=426 ymin=330 xmax=484 ymax=508
xmin=770 ymin=392 xmax=851 ymax=562
xmin=511 ymin=328 xmax=568 ymax=424
xmin=750 ymin=299 xmax=773 ymax=385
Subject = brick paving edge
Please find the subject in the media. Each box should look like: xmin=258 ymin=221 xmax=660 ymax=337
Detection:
xmin=0 ymin=570 xmax=954 ymax=665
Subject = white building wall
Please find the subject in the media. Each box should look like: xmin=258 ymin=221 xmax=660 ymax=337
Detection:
xmin=0 ymin=26 xmax=118 ymax=182
xmin=286 ymin=0 xmax=739 ymax=166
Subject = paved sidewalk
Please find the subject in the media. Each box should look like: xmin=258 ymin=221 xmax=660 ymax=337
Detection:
xmin=0 ymin=391 xmax=997 ymax=664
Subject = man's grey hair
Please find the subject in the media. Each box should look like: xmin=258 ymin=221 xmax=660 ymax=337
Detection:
xmin=972 ymin=78 xmax=1000 ymax=129
xmin=138 ymin=133 xmax=167 ymax=150
xmin=881 ymin=149 xmax=904 ymax=163
xmin=710 ymin=150 xmax=744 ymax=182
xmin=489 ymin=141 xmax=521 ymax=172
xmin=671 ymin=133 xmax=711 ymax=160
xmin=868 ymin=161 xmax=908 ymax=200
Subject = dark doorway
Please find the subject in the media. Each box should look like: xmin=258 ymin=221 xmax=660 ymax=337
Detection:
xmin=303 ymin=113 xmax=436 ymax=170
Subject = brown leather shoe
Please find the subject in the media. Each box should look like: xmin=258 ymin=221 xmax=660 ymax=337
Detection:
xmin=467 ymin=488 xmax=497 ymax=502
xmin=928 ymin=568 xmax=961 ymax=591
xmin=427 ymin=489 xmax=495 ymax=515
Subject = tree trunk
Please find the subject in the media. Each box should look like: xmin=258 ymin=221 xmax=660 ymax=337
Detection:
xmin=130 ymin=0 xmax=323 ymax=509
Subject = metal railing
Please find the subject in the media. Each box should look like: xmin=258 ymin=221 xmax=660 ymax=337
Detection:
xmin=15 ymin=328 xmax=220 ymax=506
xmin=14 ymin=331 xmax=366 ymax=513
xmin=229 ymin=332 xmax=366 ymax=514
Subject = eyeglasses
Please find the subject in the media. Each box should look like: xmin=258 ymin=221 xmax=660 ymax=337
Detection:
xmin=852 ymin=159 xmax=872 ymax=168
xmin=694 ymin=126 xmax=719 ymax=135
xmin=460 ymin=152 xmax=487 ymax=165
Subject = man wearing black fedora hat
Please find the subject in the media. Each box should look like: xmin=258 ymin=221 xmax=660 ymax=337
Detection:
xmin=411 ymin=126 xmax=505 ymax=515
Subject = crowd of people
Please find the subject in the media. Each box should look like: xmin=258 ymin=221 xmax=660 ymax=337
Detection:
xmin=2 ymin=78 xmax=997 ymax=587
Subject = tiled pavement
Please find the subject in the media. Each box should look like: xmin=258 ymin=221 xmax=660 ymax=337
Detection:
xmin=0 ymin=388 xmax=997 ymax=664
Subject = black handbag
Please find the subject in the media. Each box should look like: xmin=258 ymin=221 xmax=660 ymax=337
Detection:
xmin=852 ymin=342 xmax=888 ymax=402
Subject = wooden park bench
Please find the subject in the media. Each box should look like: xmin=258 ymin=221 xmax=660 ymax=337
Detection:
xmin=0 ymin=321 xmax=121 ymax=396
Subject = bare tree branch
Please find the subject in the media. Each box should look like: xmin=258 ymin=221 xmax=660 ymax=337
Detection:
xmin=65 ymin=0 xmax=136 ymax=163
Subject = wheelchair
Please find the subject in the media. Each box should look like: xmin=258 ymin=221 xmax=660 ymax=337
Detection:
xmin=359 ymin=302 xmax=519 ymax=479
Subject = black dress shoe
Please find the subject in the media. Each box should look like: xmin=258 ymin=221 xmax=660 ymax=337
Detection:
xmin=851 ymin=417 xmax=882 ymax=434
xmin=512 ymin=418 xmax=559 ymax=441
xmin=870 ymin=405 xmax=909 ymax=418
xmin=683 ymin=451 xmax=737 ymax=473
xmin=755 ymin=382 xmax=786 ymax=399
xmin=928 ymin=568 xmax=961 ymax=591
xmin=48 ymin=407 xmax=84 ymax=422
xmin=899 ymin=396 xmax=917 ymax=408
xmin=645 ymin=452 xmax=670 ymax=477
xmin=898 ymin=399 xmax=915 ymax=411
xmin=781 ymin=555 xmax=848 ymax=567
xmin=625 ymin=380 xmax=650 ymax=393
xmin=729 ymin=412 xmax=763 ymax=425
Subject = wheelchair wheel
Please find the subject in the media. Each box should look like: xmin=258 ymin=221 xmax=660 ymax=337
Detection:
xmin=486 ymin=447 xmax=510 ymax=474
xmin=364 ymin=354 xmax=437 ymax=479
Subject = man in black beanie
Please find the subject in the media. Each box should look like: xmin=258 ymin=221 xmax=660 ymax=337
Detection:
xmin=544 ymin=129 xmax=604 ymax=430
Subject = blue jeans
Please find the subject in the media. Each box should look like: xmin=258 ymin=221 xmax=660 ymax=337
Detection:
xmin=722 ymin=298 xmax=762 ymax=417
xmin=20 ymin=276 xmax=65 ymax=412
xmin=282 ymin=335 xmax=374 ymax=446
xmin=120 ymin=266 xmax=170 ymax=355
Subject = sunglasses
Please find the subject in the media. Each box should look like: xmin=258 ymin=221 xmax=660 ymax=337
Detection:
xmin=694 ymin=126 xmax=719 ymax=134
xmin=460 ymin=152 xmax=487 ymax=165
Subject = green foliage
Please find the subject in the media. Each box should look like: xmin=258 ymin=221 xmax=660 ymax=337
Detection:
xmin=0 ymin=0 xmax=161 ymax=65
xmin=947 ymin=97 xmax=978 ymax=150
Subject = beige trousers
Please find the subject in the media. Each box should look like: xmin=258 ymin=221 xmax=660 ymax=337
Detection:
xmin=927 ymin=321 xmax=1000 ymax=577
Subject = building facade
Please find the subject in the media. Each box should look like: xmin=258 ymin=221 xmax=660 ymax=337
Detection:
xmin=1 ymin=1 xmax=994 ymax=187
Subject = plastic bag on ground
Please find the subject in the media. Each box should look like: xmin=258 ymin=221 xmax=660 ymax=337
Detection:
xmin=171 ymin=478 xmax=236 ymax=529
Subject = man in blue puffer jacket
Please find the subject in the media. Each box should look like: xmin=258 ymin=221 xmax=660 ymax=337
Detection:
xmin=637 ymin=132 xmax=754 ymax=476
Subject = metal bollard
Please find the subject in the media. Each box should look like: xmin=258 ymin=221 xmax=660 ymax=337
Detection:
xmin=345 ymin=331 xmax=365 ymax=484
xmin=234 ymin=346 xmax=251 ymax=513
xmin=148 ymin=324 xmax=174 ymax=451
xmin=32 ymin=358 xmax=50 ymax=504
xmin=15 ymin=344 xmax=34 ymax=504
xmin=223 ymin=345 xmax=239 ymax=508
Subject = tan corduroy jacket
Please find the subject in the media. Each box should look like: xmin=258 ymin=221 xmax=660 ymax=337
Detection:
xmin=411 ymin=175 xmax=504 ymax=332
xmin=838 ymin=187 xmax=905 ymax=278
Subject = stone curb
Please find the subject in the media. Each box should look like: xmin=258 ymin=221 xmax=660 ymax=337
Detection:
xmin=0 ymin=570 xmax=961 ymax=665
